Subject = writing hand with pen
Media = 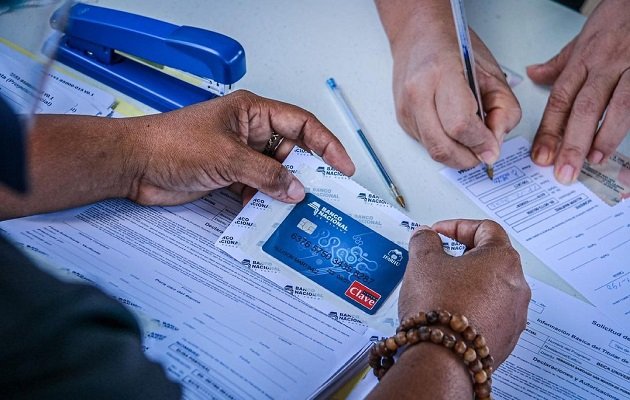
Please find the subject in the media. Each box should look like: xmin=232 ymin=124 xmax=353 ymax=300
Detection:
xmin=375 ymin=0 xmax=521 ymax=171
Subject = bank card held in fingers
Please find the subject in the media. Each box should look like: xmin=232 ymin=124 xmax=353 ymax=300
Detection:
xmin=263 ymin=193 xmax=408 ymax=315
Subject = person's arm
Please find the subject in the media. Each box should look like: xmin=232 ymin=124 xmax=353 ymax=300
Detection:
xmin=375 ymin=0 xmax=521 ymax=169
xmin=368 ymin=343 xmax=471 ymax=399
xmin=368 ymin=220 xmax=530 ymax=399
xmin=528 ymin=0 xmax=630 ymax=184
xmin=0 ymin=90 xmax=355 ymax=220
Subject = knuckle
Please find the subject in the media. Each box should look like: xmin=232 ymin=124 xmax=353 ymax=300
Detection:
xmin=426 ymin=143 xmax=451 ymax=163
xmin=547 ymin=87 xmax=573 ymax=112
xmin=572 ymin=96 xmax=600 ymax=119
xmin=447 ymin=116 xmax=474 ymax=141
xmin=560 ymin=142 xmax=589 ymax=159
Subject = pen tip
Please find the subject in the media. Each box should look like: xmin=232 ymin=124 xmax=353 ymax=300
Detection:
xmin=396 ymin=196 xmax=406 ymax=209
xmin=487 ymin=164 xmax=494 ymax=180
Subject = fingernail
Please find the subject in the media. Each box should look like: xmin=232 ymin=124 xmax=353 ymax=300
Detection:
xmin=480 ymin=151 xmax=497 ymax=165
xmin=287 ymin=179 xmax=305 ymax=201
xmin=588 ymin=150 xmax=604 ymax=165
xmin=556 ymin=164 xmax=575 ymax=185
xmin=532 ymin=145 xmax=551 ymax=165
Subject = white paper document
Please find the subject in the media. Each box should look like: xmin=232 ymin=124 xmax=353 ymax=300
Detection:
xmin=441 ymin=137 xmax=630 ymax=321
xmin=0 ymin=41 xmax=114 ymax=116
xmin=348 ymin=277 xmax=630 ymax=400
xmin=0 ymin=189 xmax=373 ymax=399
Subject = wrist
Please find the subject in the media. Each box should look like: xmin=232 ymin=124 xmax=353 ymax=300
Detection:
xmin=376 ymin=0 xmax=455 ymax=53
xmin=369 ymin=311 xmax=494 ymax=400
xmin=118 ymin=116 xmax=152 ymax=201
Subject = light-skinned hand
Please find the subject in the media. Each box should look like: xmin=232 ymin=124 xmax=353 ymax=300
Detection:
xmin=377 ymin=0 xmax=521 ymax=169
xmin=528 ymin=0 xmax=630 ymax=185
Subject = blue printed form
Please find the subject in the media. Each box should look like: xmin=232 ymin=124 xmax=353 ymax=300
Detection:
xmin=263 ymin=193 xmax=408 ymax=314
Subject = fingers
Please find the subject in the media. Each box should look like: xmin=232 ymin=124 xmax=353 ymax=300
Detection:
xmin=589 ymin=68 xmax=630 ymax=163
xmin=232 ymin=143 xmax=305 ymax=203
xmin=260 ymin=96 xmax=356 ymax=177
xmin=478 ymin=69 xmax=522 ymax=148
xmin=552 ymin=73 xmax=617 ymax=183
xmin=411 ymin=93 xmax=479 ymax=168
xmin=526 ymin=39 xmax=576 ymax=86
xmin=431 ymin=219 xmax=511 ymax=250
xmin=435 ymin=75 xmax=500 ymax=165
xmin=531 ymin=62 xmax=588 ymax=167
xmin=407 ymin=226 xmax=449 ymax=262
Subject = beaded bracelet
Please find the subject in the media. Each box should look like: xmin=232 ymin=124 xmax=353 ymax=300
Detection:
xmin=368 ymin=310 xmax=494 ymax=400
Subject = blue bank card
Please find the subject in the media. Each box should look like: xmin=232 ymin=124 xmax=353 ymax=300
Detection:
xmin=262 ymin=193 xmax=408 ymax=315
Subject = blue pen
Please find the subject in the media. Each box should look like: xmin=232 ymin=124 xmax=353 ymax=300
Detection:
xmin=326 ymin=77 xmax=406 ymax=208
xmin=450 ymin=0 xmax=494 ymax=179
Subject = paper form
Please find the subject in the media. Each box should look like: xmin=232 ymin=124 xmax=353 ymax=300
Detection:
xmin=0 ymin=41 xmax=114 ymax=116
xmin=347 ymin=277 xmax=630 ymax=400
xmin=0 ymin=189 xmax=373 ymax=399
xmin=441 ymin=137 xmax=630 ymax=322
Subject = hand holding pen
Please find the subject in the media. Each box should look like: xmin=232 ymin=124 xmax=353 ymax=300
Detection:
xmin=375 ymin=0 xmax=521 ymax=172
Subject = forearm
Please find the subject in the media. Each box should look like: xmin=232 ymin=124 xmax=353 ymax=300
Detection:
xmin=367 ymin=342 xmax=472 ymax=400
xmin=375 ymin=0 xmax=455 ymax=49
xmin=0 ymin=115 xmax=141 ymax=220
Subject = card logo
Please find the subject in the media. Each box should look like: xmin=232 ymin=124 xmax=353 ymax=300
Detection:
xmin=345 ymin=281 xmax=381 ymax=310
xmin=400 ymin=220 xmax=420 ymax=231
xmin=383 ymin=249 xmax=403 ymax=266
xmin=357 ymin=192 xmax=390 ymax=206
xmin=306 ymin=201 xmax=348 ymax=232
xmin=316 ymin=166 xmax=346 ymax=178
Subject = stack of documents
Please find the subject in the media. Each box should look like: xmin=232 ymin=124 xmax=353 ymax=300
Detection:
xmin=0 ymin=40 xmax=115 ymax=116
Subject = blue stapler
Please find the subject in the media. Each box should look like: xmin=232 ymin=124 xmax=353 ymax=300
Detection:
xmin=50 ymin=3 xmax=246 ymax=112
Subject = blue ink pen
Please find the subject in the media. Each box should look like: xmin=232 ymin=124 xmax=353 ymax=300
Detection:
xmin=326 ymin=77 xmax=406 ymax=208
xmin=450 ymin=0 xmax=494 ymax=179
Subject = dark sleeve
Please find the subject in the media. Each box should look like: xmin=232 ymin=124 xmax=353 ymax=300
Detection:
xmin=0 ymin=235 xmax=181 ymax=400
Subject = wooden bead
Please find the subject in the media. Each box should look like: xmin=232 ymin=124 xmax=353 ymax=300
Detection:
xmin=474 ymin=335 xmax=487 ymax=348
xmin=442 ymin=333 xmax=457 ymax=348
xmin=474 ymin=370 xmax=488 ymax=383
xmin=484 ymin=366 xmax=494 ymax=376
xmin=377 ymin=341 xmax=387 ymax=356
xmin=438 ymin=310 xmax=451 ymax=325
xmin=426 ymin=310 xmax=439 ymax=324
xmin=400 ymin=317 xmax=414 ymax=330
xmin=412 ymin=311 xmax=428 ymax=326
xmin=406 ymin=328 xmax=420 ymax=345
xmin=454 ymin=340 xmax=467 ymax=355
xmin=418 ymin=326 xmax=431 ymax=341
xmin=394 ymin=331 xmax=408 ymax=347
xmin=477 ymin=345 xmax=490 ymax=359
xmin=464 ymin=347 xmax=477 ymax=363
xmin=450 ymin=313 xmax=469 ymax=332
xmin=481 ymin=355 xmax=494 ymax=369
xmin=385 ymin=337 xmax=398 ymax=352
xmin=462 ymin=326 xmax=477 ymax=342
xmin=469 ymin=358 xmax=483 ymax=373
xmin=474 ymin=381 xmax=491 ymax=397
xmin=430 ymin=328 xmax=444 ymax=344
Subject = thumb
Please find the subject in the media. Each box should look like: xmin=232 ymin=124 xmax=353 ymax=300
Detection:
xmin=232 ymin=146 xmax=305 ymax=203
xmin=527 ymin=38 xmax=575 ymax=85
xmin=408 ymin=226 xmax=448 ymax=262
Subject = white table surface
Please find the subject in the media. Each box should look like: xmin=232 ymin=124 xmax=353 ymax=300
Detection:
xmin=58 ymin=0 xmax=630 ymax=298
